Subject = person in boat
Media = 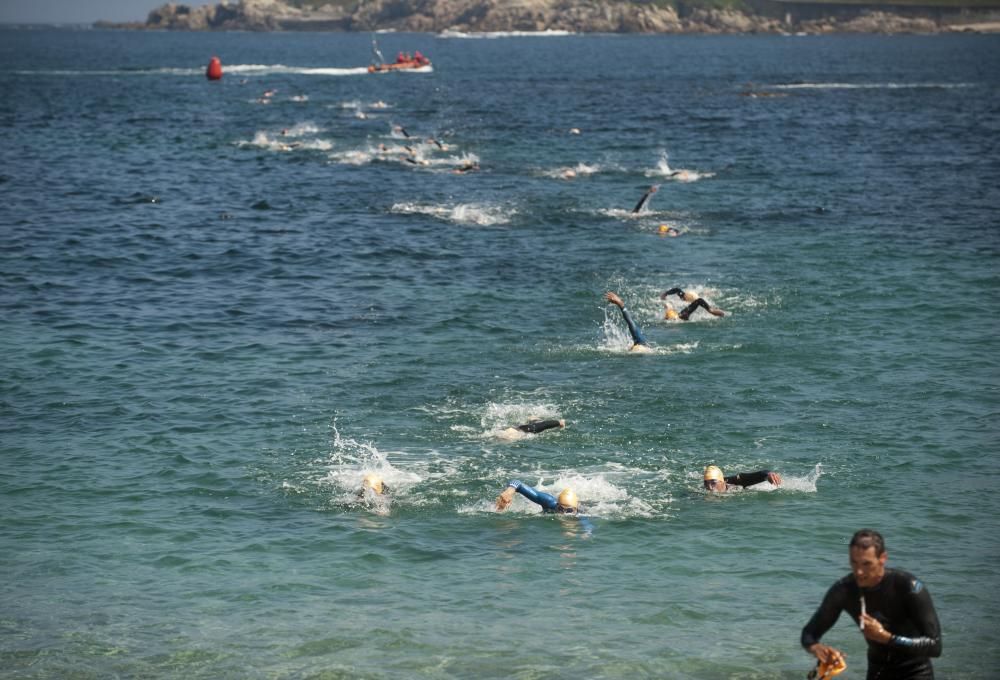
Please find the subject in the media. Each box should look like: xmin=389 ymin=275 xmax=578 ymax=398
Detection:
xmin=702 ymin=465 xmax=782 ymax=492
xmin=660 ymin=287 xmax=726 ymax=320
xmin=801 ymin=529 xmax=942 ymax=680
xmin=414 ymin=50 xmax=428 ymax=65
xmin=603 ymin=292 xmax=653 ymax=353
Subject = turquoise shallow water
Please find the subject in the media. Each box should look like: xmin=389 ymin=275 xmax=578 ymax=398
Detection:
xmin=1 ymin=28 xmax=998 ymax=678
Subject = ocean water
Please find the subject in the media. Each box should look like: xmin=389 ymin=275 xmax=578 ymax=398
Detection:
xmin=1 ymin=28 xmax=998 ymax=679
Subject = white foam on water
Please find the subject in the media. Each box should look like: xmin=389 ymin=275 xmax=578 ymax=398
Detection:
xmin=438 ymin=29 xmax=575 ymax=39
xmin=225 ymin=63 xmax=372 ymax=76
xmin=478 ymin=400 xmax=562 ymax=440
xmin=237 ymin=129 xmax=332 ymax=153
xmin=279 ymin=122 xmax=322 ymax=137
xmin=390 ymin=202 xmax=514 ymax=227
xmin=317 ymin=423 xmax=423 ymax=514
xmin=771 ymin=82 xmax=974 ymax=90
xmin=645 ymin=150 xmax=714 ymax=182
xmin=541 ymin=162 xmax=600 ymax=180
xmin=463 ymin=470 xmax=666 ymax=519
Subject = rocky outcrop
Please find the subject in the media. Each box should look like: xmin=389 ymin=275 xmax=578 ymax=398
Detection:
xmin=95 ymin=0 xmax=1000 ymax=34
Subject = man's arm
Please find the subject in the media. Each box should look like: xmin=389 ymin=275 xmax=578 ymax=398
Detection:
xmin=604 ymin=292 xmax=648 ymax=346
xmin=802 ymin=584 xmax=848 ymax=666
xmin=516 ymin=419 xmax=565 ymax=434
xmin=679 ymin=298 xmax=726 ymax=320
xmin=660 ymin=287 xmax=686 ymax=300
xmin=724 ymin=470 xmax=782 ymax=488
xmin=887 ymin=580 xmax=942 ymax=658
xmin=496 ymin=481 xmax=558 ymax=511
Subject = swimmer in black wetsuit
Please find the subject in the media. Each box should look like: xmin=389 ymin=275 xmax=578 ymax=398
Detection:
xmin=801 ymin=529 xmax=942 ymax=680
xmin=661 ymin=288 xmax=725 ymax=320
xmin=604 ymin=292 xmax=652 ymax=353
xmin=498 ymin=419 xmax=565 ymax=440
xmin=702 ymin=465 xmax=782 ymax=491
xmin=515 ymin=419 xmax=565 ymax=434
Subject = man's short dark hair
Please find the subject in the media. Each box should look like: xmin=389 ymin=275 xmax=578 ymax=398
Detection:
xmin=850 ymin=529 xmax=886 ymax=556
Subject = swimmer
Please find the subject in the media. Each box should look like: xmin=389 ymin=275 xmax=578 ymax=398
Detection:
xmin=569 ymin=128 xmax=581 ymax=135
xmin=394 ymin=125 xmax=412 ymax=139
xmin=604 ymin=292 xmax=653 ymax=353
xmin=801 ymin=529 xmax=942 ymax=679
xmin=702 ymin=465 xmax=782 ymax=492
xmin=658 ymin=224 xmax=680 ymax=237
xmin=496 ymin=480 xmax=581 ymax=515
xmin=499 ymin=419 xmax=565 ymax=439
xmin=357 ymin=473 xmax=390 ymax=498
xmin=660 ymin=287 xmax=725 ymax=320
xmin=632 ymin=184 xmax=660 ymax=214
xmin=453 ymin=160 xmax=479 ymax=174
xmin=428 ymin=137 xmax=446 ymax=151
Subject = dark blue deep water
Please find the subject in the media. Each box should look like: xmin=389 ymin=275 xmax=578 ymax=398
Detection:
xmin=1 ymin=28 xmax=998 ymax=678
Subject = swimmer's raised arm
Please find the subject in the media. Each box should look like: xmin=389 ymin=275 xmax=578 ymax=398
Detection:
xmin=604 ymin=292 xmax=649 ymax=348
xmin=604 ymin=292 xmax=625 ymax=309
xmin=632 ymin=184 xmax=659 ymax=214
xmin=679 ymin=298 xmax=726 ymax=320
xmin=516 ymin=419 xmax=565 ymax=434
xmin=660 ymin=287 xmax=686 ymax=300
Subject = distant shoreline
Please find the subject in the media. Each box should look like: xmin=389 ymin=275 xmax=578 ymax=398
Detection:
xmin=86 ymin=0 xmax=1000 ymax=36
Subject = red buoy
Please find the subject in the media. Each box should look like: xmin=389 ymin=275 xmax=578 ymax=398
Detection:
xmin=206 ymin=56 xmax=222 ymax=81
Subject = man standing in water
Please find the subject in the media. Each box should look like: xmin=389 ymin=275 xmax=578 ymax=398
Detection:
xmin=801 ymin=529 xmax=942 ymax=679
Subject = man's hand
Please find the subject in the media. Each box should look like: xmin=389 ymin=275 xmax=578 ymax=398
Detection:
xmin=604 ymin=292 xmax=624 ymax=308
xmin=767 ymin=472 xmax=783 ymax=486
xmin=496 ymin=487 xmax=516 ymax=511
xmin=861 ymin=614 xmax=893 ymax=644
xmin=808 ymin=642 xmax=846 ymax=667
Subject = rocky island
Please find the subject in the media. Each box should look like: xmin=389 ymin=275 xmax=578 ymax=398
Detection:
xmin=95 ymin=0 xmax=1000 ymax=34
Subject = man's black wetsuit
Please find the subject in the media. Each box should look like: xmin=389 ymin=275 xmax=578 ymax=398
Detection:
xmin=724 ymin=470 xmax=773 ymax=488
xmin=515 ymin=419 xmax=562 ymax=434
xmin=662 ymin=288 xmax=718 ymax=321
xmin=801 ymin=568 xmax=942 ymax=680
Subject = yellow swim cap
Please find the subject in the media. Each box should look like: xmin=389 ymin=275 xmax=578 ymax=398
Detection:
xmin=557 ymin=488 xmax=579 ymax=511
xmin=362 ymin=473 xmax=384 ymax=495
xmin=665 ymin=308 xmax=679 ymax=320
xmin=683 ymin=290 xmax=698 ymax=302
xmin=659 ymin=224 xmax=669 ymax=233
xmin=703 ymin=465 xmax=725 ymax=482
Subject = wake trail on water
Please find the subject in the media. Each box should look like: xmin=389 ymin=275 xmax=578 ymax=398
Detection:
xmin=13 ymin=64 xmax=373 ymax=77
xmin=459 ymin=467 xmax=671 ymax=519
xmin=390 ymin=201 xmax=512 ymax=226
xmin=311 ymin=422 xmax=422 ymax=515
xmin=771 ymin=82 xmax=975 ymax=90
xmin=645 ymin=150 xmax=714 ymax=182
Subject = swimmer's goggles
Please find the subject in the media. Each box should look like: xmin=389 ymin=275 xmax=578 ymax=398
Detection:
xmin=555 ymin=505 xmax=578 ymax=514
xmin=703 ymin=479 xmax=725 ymax=490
